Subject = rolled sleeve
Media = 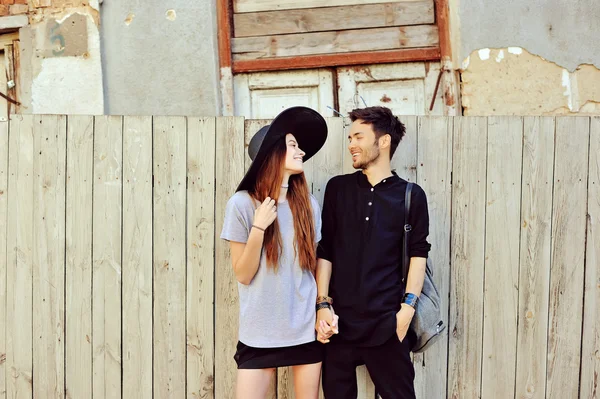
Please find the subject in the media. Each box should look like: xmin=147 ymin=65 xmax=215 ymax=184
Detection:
xmin=408 ymin=185 xmax=431 ymax=258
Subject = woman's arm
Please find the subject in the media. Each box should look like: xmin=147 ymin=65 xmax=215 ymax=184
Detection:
xmin=230 ymin=197 xmax=277 ymax=285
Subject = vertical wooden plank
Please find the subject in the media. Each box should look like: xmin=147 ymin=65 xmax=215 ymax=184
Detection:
xmin=215 ymin=117 xmax=245 ymax=399
xmin=93 ymin=116 xmax=122 ymax=399
xmin=341 ymin=117 xmax=355 ymax=176
xmin=337 ymin=68 xmax=358 ymax=121
xmin=6 ymin=115 xmax=33 ymax=399
xmin=391 ymin=115 xmax=417 ymax=182
xmin=413 ymin=116 xmax=452 ymax=399
xmin=0 ymin=121 xmax=8 ymax=399
xmin=448 ymin=117 xmax=487 ymax=399
xmin=302 ymin=119 xmax=315 ymax=192
xmin=546 ymin=117 xmax=589 ymax=398
xmin=312 ymin=118 xmax=344 ymax=210
xmin=276 ymin=368 xmax=294 ymax=399
xmin=122 ymin=116 xmax=153 ymax=399
xmin=481 ymin=117 xmax=523 ymax=398
xmin=580 ymin=117 xmax=600 ymax=398
xmin=187 ymin=117 xmax=216 ymax=398
xmin=65 ymin=115 xmax=94 ymax=399
xmin=355 ymin=368 xmax=375 ymax=399
xmin=33 ymin=115 xmax=66 ymax=399
xmin=515 ymin=117 xmax=554 ymax=399
xmin=233 ymin=74 xmax=251 ymax=117
xmin=153 ymin=116 xmax=187 ymax=398
xmin=244 ymin=119 xmax=270 ymax=173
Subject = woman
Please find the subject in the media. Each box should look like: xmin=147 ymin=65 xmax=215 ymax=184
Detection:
xmin=220 ymin=107 xmax=329 ymax=399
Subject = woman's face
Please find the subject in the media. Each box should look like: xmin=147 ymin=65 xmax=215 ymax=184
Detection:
xmin=284 ymin=133 xmax=306 ymax=175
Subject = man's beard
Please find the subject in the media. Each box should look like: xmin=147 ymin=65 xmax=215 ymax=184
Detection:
xmin=354 ymin=142 xmax=380 ymax=170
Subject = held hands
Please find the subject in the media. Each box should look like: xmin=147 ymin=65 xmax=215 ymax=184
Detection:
xmin=396 ymin=303 xmax=415 ymax=342
xmin=253 ymin=197 xmax=277 ymax=230
xmin=316 ymin=307 xmax=339 ymax=344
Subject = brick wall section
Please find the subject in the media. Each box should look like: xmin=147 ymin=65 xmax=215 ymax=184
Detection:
xmin=0 ymin=0 xmax=29 ymax=4
xmin=0 ymin=0 xmax=32 ymax=16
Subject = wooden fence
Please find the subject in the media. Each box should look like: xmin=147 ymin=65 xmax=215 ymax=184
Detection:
xmin=0 ymin=115 xmax=598 ymax=399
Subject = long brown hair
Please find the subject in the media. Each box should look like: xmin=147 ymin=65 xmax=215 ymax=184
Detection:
xmin=249 ymin=138 xmax=317 ymax=275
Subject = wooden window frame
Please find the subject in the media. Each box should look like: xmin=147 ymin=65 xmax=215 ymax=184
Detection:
xmin=217 ymin=0 xmax=451 ymax=74
xmin=0 ymin=31 xmax=20 ymax=117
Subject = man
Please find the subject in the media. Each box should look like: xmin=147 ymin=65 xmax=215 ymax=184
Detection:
xmin=314 ymin=106 xmax=430 ymax=399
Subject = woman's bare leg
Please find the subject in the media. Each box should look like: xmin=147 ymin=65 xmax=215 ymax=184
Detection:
xmin=292 ymin=362 xmax=322 ymax=399
xmin=236 ymin=368 xmax=276 ymax=399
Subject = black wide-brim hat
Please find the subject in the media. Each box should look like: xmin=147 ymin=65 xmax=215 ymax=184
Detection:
xmin=236 ymin=106 xmax=328 ymax=192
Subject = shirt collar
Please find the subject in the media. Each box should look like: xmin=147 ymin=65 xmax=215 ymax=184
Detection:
xmin=356 ymin=170 xmax=400 ymax=188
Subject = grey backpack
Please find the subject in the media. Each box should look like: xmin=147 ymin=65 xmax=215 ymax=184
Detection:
xmin=402 ymin=182 xmax=445 ymax=353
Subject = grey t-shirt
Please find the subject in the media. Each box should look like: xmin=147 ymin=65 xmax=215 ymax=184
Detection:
xmin=220 ymin=191 xmax=322 ymax=348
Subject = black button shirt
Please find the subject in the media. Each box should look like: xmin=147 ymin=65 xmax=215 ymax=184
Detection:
xmin=317 ymin=171 xmax=431 ymax=347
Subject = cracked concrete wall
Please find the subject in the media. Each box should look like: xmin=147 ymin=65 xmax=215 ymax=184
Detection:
xmin=458 ymin=0 xmax=600 ymax=115
xmin=14 ymin=1 xmax=103 ymax=114
xmin=100 ymin=0 xmax=221 ymax=116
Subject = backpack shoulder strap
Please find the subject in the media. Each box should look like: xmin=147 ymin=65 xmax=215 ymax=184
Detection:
xmin=402 ymin=182 xmax=414 ymax=283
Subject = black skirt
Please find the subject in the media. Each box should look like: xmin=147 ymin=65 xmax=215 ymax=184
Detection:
xmin=234 ymin=340 xmax=324 ymax=369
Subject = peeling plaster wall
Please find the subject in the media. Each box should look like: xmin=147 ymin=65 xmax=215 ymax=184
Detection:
xmin=100 ymin=0 xmax=221 ymax=116
xmin=459 ymin=0 xmax=600 ymax=72
xmin=462 ymin=48 xmax=600 ymax=115
xmin=16 ymin=5 xmax=104 ymax=115
xmin=458 ymin=0 xmax=600 ymax=115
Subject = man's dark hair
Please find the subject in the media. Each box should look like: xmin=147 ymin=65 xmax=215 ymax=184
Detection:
xmin=348 ymin=106 xmax=406 ymax=159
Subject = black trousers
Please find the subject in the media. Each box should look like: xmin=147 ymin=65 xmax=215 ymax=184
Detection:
xmin=322 ymin=331 xmax=416 ymax=399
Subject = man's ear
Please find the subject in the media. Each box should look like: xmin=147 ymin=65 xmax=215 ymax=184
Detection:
xmin=379 ymin=134 xmax=392 ymax=149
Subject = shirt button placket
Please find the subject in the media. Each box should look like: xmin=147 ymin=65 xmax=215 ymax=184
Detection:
xmin=366 ymin=187 xmax=374 ymax=222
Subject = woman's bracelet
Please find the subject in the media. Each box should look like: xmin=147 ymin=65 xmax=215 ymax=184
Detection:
xmin=315 ymin=302 xmax=331 ymax=312
xmin=252 ymin=225 xmax=265 ymax=232
xmin=316 ymin=295 xmax=333 ymax=305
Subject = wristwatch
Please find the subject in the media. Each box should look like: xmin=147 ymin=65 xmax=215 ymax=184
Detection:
xmin=402 ymin=293 xmax=419 ymax=308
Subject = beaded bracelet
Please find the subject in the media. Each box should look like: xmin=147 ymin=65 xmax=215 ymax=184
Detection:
xmin=316 ymin=295 xmax=333 ymax=305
